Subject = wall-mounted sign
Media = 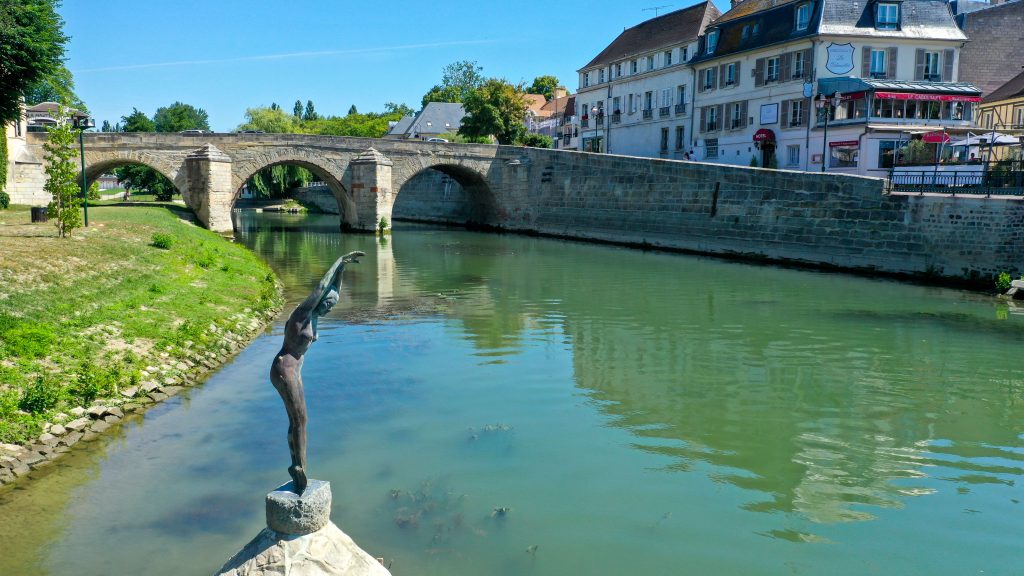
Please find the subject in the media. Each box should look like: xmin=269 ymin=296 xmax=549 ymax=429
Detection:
xmin=828 ymin=140 xmax=860 ymax=148
xmin=803 ymin=82 xmax=814 ymax=98
xmin=826 ymin=43 xmax=855 ymax=74
xmin=874 ymin=91 xmax=982 ymax=103
xmin=760 ymin=103 xmax=779 ymax=125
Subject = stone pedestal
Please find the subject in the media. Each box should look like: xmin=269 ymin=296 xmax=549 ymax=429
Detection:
xmin=349 ymin=148 xmax=394 ymax=232
xmin=216 ymin=479 xmax=392 ymax=576
xmin=184 ymin=144 xmax=234 ymax=233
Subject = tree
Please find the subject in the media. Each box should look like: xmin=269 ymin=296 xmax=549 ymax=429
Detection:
xmin=293 ymin=100 xmax=303 ymax=118
xmin=518 ymin=133 xmax=552 ymax=148
xmin=348 ymin=105 xmax=358 ymax=116
xmin=421 ymin=60 xmax=484 ymax=107
xmin=458 ymin=79 xmax=529 ymax=145
xmin=384 ymin=102 xmax=414 ymax=117
xmin=101 ymin=120 xmax=112 ymax=132
xmin=120 ymin=108 xmax=156 ymax=133
xmin=0 ymin=0 xmax=69 ymax=123
xmin=43 ymin=108 xmax=82 ymax=237
xmin=115 ymin=108 xmax=176 ymax=200
xmin=23 ymin=63 xmax=86 ymax=111
xmin=153 ymin=102 xmax=210 ymax=133
xmin=528 ymin=75 xmax=561 ymax=101
xmin=303 ymin=100 xmax=317 ymax=121
xmin=238 ymin=106 xmax=296 ymax=133
xmin=270 ymin=102 xmax=280 ymax=111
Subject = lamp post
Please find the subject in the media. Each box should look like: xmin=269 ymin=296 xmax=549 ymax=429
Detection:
xmin=73 ymin=115 xmax=95 ymax=226
xmin=815 ymin=91 xmax=842 ymax=173
xmin=591 ymin=105 xmax=600 ymax=153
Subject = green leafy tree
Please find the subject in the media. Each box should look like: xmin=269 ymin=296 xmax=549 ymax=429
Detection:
xmin=303 ymin=100 xmax=317 ymax=121
xmin=528 ymin=75 xmax=561 ymax=101
xmin=23 ymin=63 xmax=86 ymax=111
xmin=384 ymin=102 xmax=414 ymax=117
xmin=120 ymin=108 xmax=155 ymax=132
xmin=517 ymin=133 xmax=552 ymax=148
xmin=238 ymin=106 xmax=296 ymax=133
xmin=43 ymin=108 xmax=82 ymax=237
xmin=0 ymin=0 xmax=69 ymax=123
xmin=270 ymin=102 xmax=280 ymax=111
xmin=101 ymin=120 xmax=112 ymax=132
xmin=153 ymin=101 xmax=210 ymax=132
xmin=0 ymin=132 xmax=8 ymax=208
xmin=293 ymin=100 xmax=303 ymax=118
xmin=421 ymin=60 xmax=484 ymax=107
xmin=114 ymin=108 xmax=175 ymax=200
xmin=348 ymin=105 xmax=358 ymax=116
xmin=458 ymin=79 xmax=528 ymax=145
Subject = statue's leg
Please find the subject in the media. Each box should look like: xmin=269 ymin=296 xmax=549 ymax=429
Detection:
xmin=272 ymin=370 xmax=308 ymax=492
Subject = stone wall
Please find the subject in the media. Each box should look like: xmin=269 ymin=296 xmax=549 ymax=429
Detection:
xmin=496 ymin=150 xmax=1024 ymax=282
xmin=291 ymin=186 xmax=341 ymax=214
xmin=392 ymin=168 xmax=470 ymax=223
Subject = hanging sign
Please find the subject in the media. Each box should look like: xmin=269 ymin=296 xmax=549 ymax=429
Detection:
xmin=826 ymin=43 xmax=855 ymax=74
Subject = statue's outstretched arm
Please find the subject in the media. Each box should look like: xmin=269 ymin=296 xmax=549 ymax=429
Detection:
xmin=291 ymin=251 xmax=366 ymax=321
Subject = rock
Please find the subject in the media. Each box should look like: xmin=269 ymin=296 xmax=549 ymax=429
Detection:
xmin=52 ymin=412 xmax=68 ymax=423
xmin=141 ymin=381 xmax=161 ymax=393
xmin=122 ymin=403 xmax=141 ymax=413
xmin=29 ymin=458 xmax=52 ymax=471
xmin=0 ymin=469 xmax=14 ymax=484
xmin=175 ymin=361 xmax=188 ymax=371
xmin=106 ymin=407 xmax=124 ymax=419
xmin=145 ymin=366 xmax=158 ymax=374
xmin=0 ymin=442 xmax=23 ymax=455
xmin=66 ymin=418 xmax=91 ymax=432
xmin=87 ymin=405 xmax=107 ymax=419
xmin=266 ymin=480 xmax=332 ymax=536
xmin=216 ymin=523 xmax=391 ymax=576
xmin=18 ymin=451 xmax=45 ymax=466
xmin=60 ymin=432 xmax=83 ymax=447
xmin=103 ymin=414 xmax=121 ymax=424
xmin=30 ymin=444 xmax=51 ymax=456
xmin=38 ymin=433 xmax=58 ymax=446
xmin=81 ymin=431 xmax=100 ymax=442
xmin=1 ymin=455 xmax=15 ymax=468
xmin=43 ymin=423 xmax=52 ymax=433
xmin=11 ymin=463 xmax=30 ymax=477
xmin=50 ymin=425 xmax=67 ymax=436
xmin=121 ymin=386 xmax=139 ymax=398
xmin=90 ymin=420 xmax=111 ymax=433
xmin=70 ymin=407 xmax=87 ymax=417
xmin=162 ymin=386 xmax=183 ymax=397
xmin=148 ymin=392 xmax=168 ymax=403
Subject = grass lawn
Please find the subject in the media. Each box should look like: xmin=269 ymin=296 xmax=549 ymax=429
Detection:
xmin=0 ymin=205 xmax=280 ymax=444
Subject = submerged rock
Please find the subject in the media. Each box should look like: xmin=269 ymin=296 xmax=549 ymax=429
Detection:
xmin=216 ymin=523 xmax=391 ymax=576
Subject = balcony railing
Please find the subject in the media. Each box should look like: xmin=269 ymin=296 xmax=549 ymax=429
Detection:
xmin=706 ymin=122 xmax=719 ymax=131
xmin=596 ymin=115 xmax=605 ymax=126
xmin=581 ymin=118 xmax=589 ymax=128
xmin=611 ymin=112 xmax=621 ymax=124
xmin=659 ymin=106 xmax=670 ymax=117
xmin=675 ymin=103 xmax=686 ymax=115
xmin=643 ymin=109 xmax=653 ymax=119
xmin=888 ymin=162 xmax=1024 ymax=196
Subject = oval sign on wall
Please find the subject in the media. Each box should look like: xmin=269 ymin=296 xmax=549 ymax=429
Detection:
xmin=826 ymin=43 xmax=855 ymax=74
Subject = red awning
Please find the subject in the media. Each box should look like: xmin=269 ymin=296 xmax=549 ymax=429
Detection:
xmin=753 ymin=128 xmax=775 ymax=142
xmin=874 ymin=92 xmax=982 ymax=103
xmin=922 ymin=131 xmax=951 ymax=144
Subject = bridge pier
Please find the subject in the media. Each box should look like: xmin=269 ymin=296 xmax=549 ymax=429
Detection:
xmin=184 ymin=144 xmax=234 ymax=233
xmin=349 ymin=148 xmax=394 ymax=232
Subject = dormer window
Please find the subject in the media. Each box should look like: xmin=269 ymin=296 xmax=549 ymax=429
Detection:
xmin=795 ymin=3 xmax=811 ymax=31
xmin=876 ymin=2 xmax=899 ymax=30
xmin=706 ymin=30 xmax=719 ymax=54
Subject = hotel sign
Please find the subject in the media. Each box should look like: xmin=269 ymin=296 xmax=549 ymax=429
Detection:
xmin=874 ymin=92 xmax=982 ymax=103
xmin=825 ymin=43 xmax=855 ymax=74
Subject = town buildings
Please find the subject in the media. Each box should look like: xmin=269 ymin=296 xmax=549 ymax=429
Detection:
xmin=575 ymin=2 xmax=720 ymax=156
xmin=385 ymin=102 xmax=466 ymax=140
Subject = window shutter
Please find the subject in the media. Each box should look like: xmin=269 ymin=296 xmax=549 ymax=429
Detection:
xmin=719 ymin=64 xmax=727 ymax=88
xmin=717 ymin=104 xmax=724 ymax=131
xmin=887 ymin=47 xmax=898 ymax=80
xmin=725 ymin=102 xmax=733 ymax=128
xmin=914 ymin=48 xmax=926 ymax=81
xmin=741 ymin=100 xmax=749 ymax=127
xmin=943 ymin=49 xmax=955 ymax=82
xmin=800 ymin=99 xmax=809 ymax=127
xmin=700 ymin=107 xmax=707 ymax=132
xmin=862 ymin=45 xmax=872 ymax=77
xmin=754 ymin=58 xmax=765 ymax=87
xmin=802 ymin=49 xmax=812 ymax=79
xmin=734 ymin=61 xmax=742 ymax=85
xmin=711 ymin=67 xmax=718 ymax=90
xmin=780 ymin=52 xmax=792 ymax=82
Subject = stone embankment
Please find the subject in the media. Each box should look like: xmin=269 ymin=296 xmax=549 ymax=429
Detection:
xmin=0 ymin=305 xmax=280 ymax=486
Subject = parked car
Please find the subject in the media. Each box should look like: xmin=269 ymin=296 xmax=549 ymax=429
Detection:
xmin=238 ymin=130 xmax=265 ymax=134
xmin=425 ymin=137 xmax=449 ymax=143
xmin=180 ymin=129 xmax=208 ymax=135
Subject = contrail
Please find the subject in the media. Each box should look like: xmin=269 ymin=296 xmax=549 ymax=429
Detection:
xmin=74 ymin=39 xmax=494 ymax=73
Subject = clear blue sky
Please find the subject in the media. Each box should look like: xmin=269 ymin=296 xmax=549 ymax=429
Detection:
xmin=59 ymin=0 xmax=731 ymax=131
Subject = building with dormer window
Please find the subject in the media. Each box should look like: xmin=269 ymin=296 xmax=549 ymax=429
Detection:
xmin=575 ymin=2 xmax=720 ymax=156
xmin=689 ymin=0 xmax=980 ymax=176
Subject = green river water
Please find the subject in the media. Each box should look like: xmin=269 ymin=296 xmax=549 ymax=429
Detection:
xmin=1 ymin=212 xmax=1022 ymax=575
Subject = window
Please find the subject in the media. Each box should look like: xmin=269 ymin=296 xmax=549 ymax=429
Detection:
xmin=742 ymin=25 xmax=750 ymax=40
xmin=598 ymin=68 xmax=606 ymax=83
xmin=675 ymin=126 xmax=685 ymax=150
xmin=707 ymin=106 xmax=719 ymax=131
xmin=787 ymin=144 xmax=800 ymax=166
xmin=731 ymin=102 xmax=743 ymax=128
xmin=677 ymin=85 xmax=686 ymax=105
xmin=664 ymin=50 xmax=673 ymax=67
xmin=703 ymin=68 xmax=715 ymax=90
xmin=983 ymin=111 xmax=993 ymax=129
xmin=726 ymin=63 xmax=737 ymax=86
xmin=631 ymin=60 xmax=638 ymax=74
xmin=788 ymin=100 xmax=805 ymax=127
xmin=682 ymin=47 xmax=688 ymax=61
xmin=706 ymin=30 xmax=719 ymax=54
xmin=923 ymin=51 xmax=940 ymax=81
xmin=870 ymin=49 xmax=887 ymax=78
xmin=628 ymin=94 xmax=635 ymax=114
xmin=1014 ymin=106 xmax=1024 ymax=128
xmin=829 ymin=142 xmax=859 ymax=168
xmin=647 ymin=55 xmax=655 ymax=71
xmin=878 ymin=140 xmax=899 ymax=168
xmin=706 ymin=138 xmax=719 ymax=158
xmin=795 ymin=3 xmax=811 ymax=31
xmin=612 ymin=96 xmax=621 ymax=114
xmin=793 ymin=51 xmax=805 ymax=79
xmin=661 ymin=128 xmax=669 ymax=152
xmin=584 ymin=72 xmax=590 ymax=87
xmin=877 ymin=2 xmax=899 ymax=30
xmin=644 ymin=92 xmax=653 ymax=110
xmin=615 ymin=63 xmax=623 ymax=78
xmin=767 ymin=57 xmax=780 ymax=82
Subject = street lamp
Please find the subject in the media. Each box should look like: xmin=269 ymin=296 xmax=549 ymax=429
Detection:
xmin=591 ymin=105 xmax=600 ymax=153
xmin=73 ymin=115 xmax=96 ymax=226
xmin=815 ymin=91 xmax=842 ymax=173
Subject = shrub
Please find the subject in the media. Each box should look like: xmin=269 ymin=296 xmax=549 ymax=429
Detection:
xmin=996 ymin=271 xmax=1013 ymax=291
xmin=2 ymin=324 xmax=56 ymax=359
xmin=19 ymin=376 xmax=61 ymax=414
xmin=0 ymin=190 xmax=9 ymax=210
xmin=378 ymin=216 xmax=390 ymax=234
xmin=151 ymin=232 xmax=174 ymax=249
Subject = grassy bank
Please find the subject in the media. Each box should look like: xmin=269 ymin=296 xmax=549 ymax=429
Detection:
xmin=0 ymin=205 xmax=281 ymax=444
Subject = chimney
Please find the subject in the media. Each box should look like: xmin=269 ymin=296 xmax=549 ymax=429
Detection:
xmin=731 ymin=0 xmax=745 ymax=7
xmin=553 ymin=87 xmax=568 ymax=100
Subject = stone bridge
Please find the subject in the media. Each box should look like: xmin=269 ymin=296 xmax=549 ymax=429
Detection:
xmin=10 ymin=132 xmax=1024 ymax=283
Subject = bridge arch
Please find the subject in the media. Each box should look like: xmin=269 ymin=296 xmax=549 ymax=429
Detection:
xmin=392 ymin=162 xmax=498 ymax=228
xmin=81 ymin=151 xmax=184 ymax=193
xmin=232 ymin=154 xmax=355 ymax=228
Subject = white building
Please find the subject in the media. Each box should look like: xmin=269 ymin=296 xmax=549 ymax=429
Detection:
xmin=689 ymin=0 xmax=979 ymax=176
xmin=575 ymin=2 xmax=720 ymax=157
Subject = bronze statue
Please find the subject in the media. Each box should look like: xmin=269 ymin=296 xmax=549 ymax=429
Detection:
xmin=271 ymin=251 xmax=364 ymax=493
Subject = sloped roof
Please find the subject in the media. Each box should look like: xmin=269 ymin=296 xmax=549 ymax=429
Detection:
xmin=691 ymin=0 xmax=820 ymax=64
xmin=524 ymin=94 xmax=549 ymax=117
xmin=818 ymin=0 xmax=967 ymax=40
xmin=407 ymin=102 xmax=466 ymax=136
xmin=714 ymin=0 xmax=803 ymax=24
xmin=387 ymin=115 xmax=415 ymax=136
xmin=983 ymin=70 xmax=1024 ymax=104
xmin=581 ymin=1 xmax=720 ymax=70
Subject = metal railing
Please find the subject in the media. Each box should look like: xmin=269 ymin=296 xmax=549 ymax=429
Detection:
xmin=659 ymin=107 xmax=670 ymax=118
xmin=888 ymin=162 xmax=1024 ymax=195
xmin=581 ymin=118 xmax=589 ymax=128
xmin=611 ymin=112 xmax=621 ymax=124
xmin=596 ymin=115 xmax=605 ymax=126
xmin=643 ymin=109 xmax=653 ymax=119
xmin=675 ymin=103 xmax=686 ymax=115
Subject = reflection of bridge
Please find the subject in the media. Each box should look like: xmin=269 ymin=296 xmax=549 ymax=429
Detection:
xmin=13 ymin=131 xmax=1024 ymax=282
